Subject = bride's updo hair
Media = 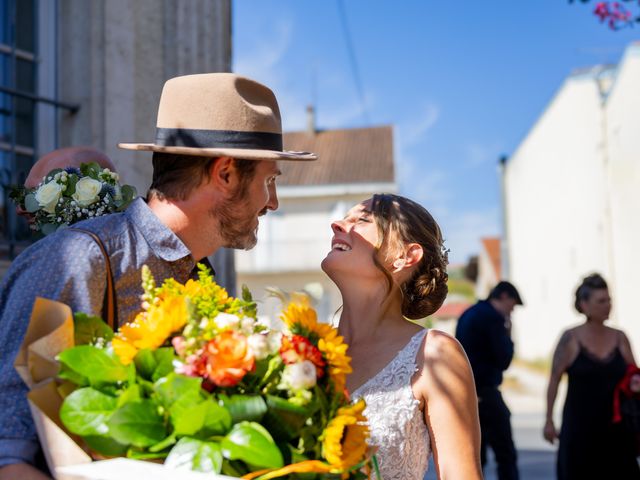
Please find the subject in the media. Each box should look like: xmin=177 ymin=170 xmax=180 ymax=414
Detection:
xmin=369 ymin=193 xmax=449 ymax=319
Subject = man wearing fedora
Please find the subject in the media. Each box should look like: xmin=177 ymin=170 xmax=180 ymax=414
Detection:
xmin=0 ymin=73 xmax=316 ymax=479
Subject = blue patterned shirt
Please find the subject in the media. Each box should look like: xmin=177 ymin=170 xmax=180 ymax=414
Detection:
xmin=0 ymin=198 xmax=198 ymax=467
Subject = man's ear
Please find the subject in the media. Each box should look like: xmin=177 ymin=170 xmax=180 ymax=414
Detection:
xmin=208 ymin=157 xmax=239 ymax=194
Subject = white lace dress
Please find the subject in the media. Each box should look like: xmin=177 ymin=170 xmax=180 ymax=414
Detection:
xmin=352 ymin=330 xmax=431 ymax=480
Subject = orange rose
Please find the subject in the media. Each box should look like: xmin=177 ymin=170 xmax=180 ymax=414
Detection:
xmin=204 ymin=330 xmax=255 ymax=387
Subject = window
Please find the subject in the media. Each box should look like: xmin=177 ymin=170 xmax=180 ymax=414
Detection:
xmin=0 ymin=0 xmax=38 ymax=255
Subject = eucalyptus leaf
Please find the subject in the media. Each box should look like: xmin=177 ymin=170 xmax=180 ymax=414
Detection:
xmin=121 ymin=184 xmax=137 ymax=204
xmin=24 ymin=193 xmax=39 ymax=213
xmin=165 ymin=437 xmax=223 ymax=473
xmin=221 ymin=421 xmax=283 ymax=469
xmin=80 ymin=162 xmax=101 ymax=178
xmin=41 ymin=223 xmax=58 ymax=236
xmin=65 ymin=174 xmax=78 ymax=195
xmin=74 ymin=312 xmax=114 ymax=345
xmin=59 ymin=387 xmax=117 ymax=436
xmin=58 ymin=345 xmax=132 ymax=385
xmin=107 ymin=400 xmax=167 ymax=448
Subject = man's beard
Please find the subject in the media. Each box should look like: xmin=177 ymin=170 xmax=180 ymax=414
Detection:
xmin=211 ymin=185 xmax=264 ymax=250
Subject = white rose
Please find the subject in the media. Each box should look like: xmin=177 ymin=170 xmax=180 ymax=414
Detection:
xmin=247 ymin=334 xmax=270 ymax=360
xmin=240 ymin=316 xmax=256 ymax=335
xmin=72 ymin=177 xmax=102 ymax=207
xmin=281 ymin=360 xmax=317 ymax=390
xmin=34 ymin=181 xmax=63 ymax=213
xmin=214 ymin=313 xmax=240 ymax=330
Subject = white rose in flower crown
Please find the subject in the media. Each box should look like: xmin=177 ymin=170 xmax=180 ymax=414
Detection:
xmin=72 ymin=177 xmax=102 ymax=207
xmin=281 ymin=360 xmax=317 ymax=390
xmin=34 ymin=181 xmax=63 ymax=213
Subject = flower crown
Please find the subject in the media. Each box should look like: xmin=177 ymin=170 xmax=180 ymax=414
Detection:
xmin=10 ymin=162 xmax=137 ymax=235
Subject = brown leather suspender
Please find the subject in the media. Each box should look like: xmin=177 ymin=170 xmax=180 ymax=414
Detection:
xmin=69 ymin=227 xmax=117 ymax=330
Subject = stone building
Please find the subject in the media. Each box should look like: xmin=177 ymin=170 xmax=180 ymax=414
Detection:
xmin=0 ymin=0 xmax=231 ymax=256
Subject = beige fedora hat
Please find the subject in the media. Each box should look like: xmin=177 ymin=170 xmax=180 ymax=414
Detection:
xmin=119 ymin=73 xmax=316 ymax=161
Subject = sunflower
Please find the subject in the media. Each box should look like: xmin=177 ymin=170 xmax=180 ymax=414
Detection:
xmin=322 ymin=399 xmax=370 ymax=470
xmin=318 ymin=328 xmax=352 ymax=393
xmin=280 ymin=297 xmax=333 ymax=340
xmin=112 ymin=294 xmax=189 ymax=364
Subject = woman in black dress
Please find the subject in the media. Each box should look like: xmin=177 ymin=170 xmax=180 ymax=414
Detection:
xmin=544 ymin=273 xmax=639 ymax=479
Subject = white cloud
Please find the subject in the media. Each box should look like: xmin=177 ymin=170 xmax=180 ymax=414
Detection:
xmin=397 ymin=103 xmax=440 ymax=149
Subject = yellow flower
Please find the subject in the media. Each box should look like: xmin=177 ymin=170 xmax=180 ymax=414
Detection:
xmin=281 ymin=296 xmax=353 ymax=394
xmin=318 ymin=328 xmax=352 ymax=394
xmin=112 ymin=294 xmax=189 ymax=364
xmin=322 ymin=399 xmax=370 ymax=470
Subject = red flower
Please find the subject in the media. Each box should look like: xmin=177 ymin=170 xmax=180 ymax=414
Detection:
xmin=280 ymin=335 xmax=326 ymax=378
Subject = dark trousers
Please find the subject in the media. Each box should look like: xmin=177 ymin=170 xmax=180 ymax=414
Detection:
xmin=478 ymin=387 xmax=519 ymax=480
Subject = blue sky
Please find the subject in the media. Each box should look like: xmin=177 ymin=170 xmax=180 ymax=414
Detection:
xmin=232 ymin=0 xmax=639 ymax=263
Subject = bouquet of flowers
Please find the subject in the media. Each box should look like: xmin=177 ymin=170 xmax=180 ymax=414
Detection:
xmin=47 ymin=265 xmax=375 ymax=479
xmin=613 ymin=364 xmax=640 ymax=433
xmin=10 ymin=162 xmax=136 ymax=235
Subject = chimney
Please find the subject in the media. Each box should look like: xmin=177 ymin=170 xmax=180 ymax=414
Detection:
xmin=306 ymin=105 xmax=316 ymax=134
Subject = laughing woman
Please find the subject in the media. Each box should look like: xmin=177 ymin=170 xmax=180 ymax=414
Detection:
xmin=321 ymin=193 xmax=482 ymax=480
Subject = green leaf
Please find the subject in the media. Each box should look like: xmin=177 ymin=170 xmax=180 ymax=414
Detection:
xmin=58 ymin=345 xmax=132 ymax=385
xmin=149 ymin=433 xmax=177 ymax=453
xmin=107 ymin=400 xmax=167 ymax=448
xmin=117 ymin=384 xmax=141 ymax=407
xmin=221 ymin=422 xmax=283 ymax=469
xmin=200 ymin=399 xmax=232 ymax=437
xmin=59 ymin=387 xmax=117 ymax=436
xmin=57 ymin=363 xmax=88 ymax=387
xmin=218 ymin=394 xmax=267 ymax=424
xmin=24 ymin=193 xmax=39 ymax=213
xmin=152 ymin=347 xmax=177 ymax=382
xmin=121 ymin=184 xmax=137 ymax=204
xmin=262 ymin=395 xmax=311 ymax=441
xmin=83 ymin=435 xmax=128 ymax=456
xmin=80 ymin=162 xmax=101 ymax=178
xmin=41 ymin=223 xmax=58 ymax=236
xmin=165 ymin=437 xmax=223 ymax=473
xmin=65 ymin=174 xmax=78 ymax=195
xmin=170 ymin=390 xmax=208 ymax=436
xmin=74 ymin=312 xmax=114 ymax=345
xmin=153 ymin=373 xmax=203 ymax=408
xmin=133 ymin=348 xmax=157 ymax=380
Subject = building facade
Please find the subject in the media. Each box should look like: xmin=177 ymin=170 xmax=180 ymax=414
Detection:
xmin=504 ymin=42 xmax=640 ymax=360
xmin=0 ymin=0 xmax=231 ymax=257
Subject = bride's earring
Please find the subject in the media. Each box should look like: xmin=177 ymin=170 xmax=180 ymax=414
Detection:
xmin=393 ymin=259 xmax=405 ymax=269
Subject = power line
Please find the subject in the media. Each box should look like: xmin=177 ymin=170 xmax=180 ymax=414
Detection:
xmin=337 ymin=0 xmax=371 ymax=125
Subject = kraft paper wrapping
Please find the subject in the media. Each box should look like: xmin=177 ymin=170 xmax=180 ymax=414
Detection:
xmin=14 ymin=297 xmax=92 ymax=479
xmin=14 ymin=297 xmax=231 ymax=480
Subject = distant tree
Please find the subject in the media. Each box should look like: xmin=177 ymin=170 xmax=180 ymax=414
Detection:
xmin=570 ymin=0 xmax=640 ymax=30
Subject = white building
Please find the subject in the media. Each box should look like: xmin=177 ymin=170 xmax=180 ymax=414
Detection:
xmin=235 ymin=123 xmax=396 ymax=325
xmin=504 ymin=41 xmax=640 ymax=360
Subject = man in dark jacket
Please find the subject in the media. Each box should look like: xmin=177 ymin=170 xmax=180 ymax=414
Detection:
xmin=455 ymin=281 xmax=523 ymax=480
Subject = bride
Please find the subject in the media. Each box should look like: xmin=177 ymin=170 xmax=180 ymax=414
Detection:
xmin=321 ymin=194 xmax=482 ymax=480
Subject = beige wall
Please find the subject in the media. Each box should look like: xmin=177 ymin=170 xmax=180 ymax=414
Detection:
xmin=505 ymin=42 xmax=640 ymax=360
